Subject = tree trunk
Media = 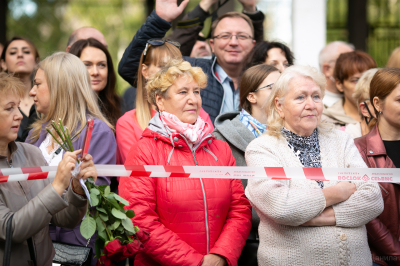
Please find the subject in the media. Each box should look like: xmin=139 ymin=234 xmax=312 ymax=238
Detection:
xmin=0 ymin=0 xmax=7 ymax=45
xmin=348 ymin=0 xmax=367 ymax=51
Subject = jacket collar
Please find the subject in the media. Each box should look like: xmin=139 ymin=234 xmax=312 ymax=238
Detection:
xmin=323 ymin=98 xmax=359 ymax=125
xmin=144 ymin=113 xmax=214 ymax=151
xmin=365 ymin=124 xmax=387 ymax=157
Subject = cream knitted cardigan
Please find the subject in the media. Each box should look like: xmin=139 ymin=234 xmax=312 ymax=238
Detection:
xmin=245 ymin=129 xmax=384 ymax=266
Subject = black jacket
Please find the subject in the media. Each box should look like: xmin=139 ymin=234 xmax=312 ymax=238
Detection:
xmin=118 ymin=10 xmax=264 ymax=123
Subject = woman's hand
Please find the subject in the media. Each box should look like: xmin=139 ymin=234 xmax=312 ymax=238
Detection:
xmin=71 ymin=153 xmax=98 ymax=195
xmin=53 ymin=150 xmax=82 ymax=196
xmin=322 ymin=181 xmax=357 ymax=207
xmin=201 ymin=254 xmax=227 ymax=266
xmin=155 ymin=0 xmax=189 ymax=22
xmin=300 ymin=207 xmax=336 ymax=227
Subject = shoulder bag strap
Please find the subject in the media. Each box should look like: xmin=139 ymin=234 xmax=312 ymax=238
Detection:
xmin=3 ymin=214 xmax=14 ymax=266
xmin=27 ymin=237 xmax=37 ymax=266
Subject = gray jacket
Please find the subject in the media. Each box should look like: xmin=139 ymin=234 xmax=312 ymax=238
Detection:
xmin=212 ymin=112 xmax=260 ymax=236
xmin=0 ymin=142 xmax=87 ymax=266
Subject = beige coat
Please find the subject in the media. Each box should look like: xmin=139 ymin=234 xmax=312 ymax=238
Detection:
xmin=245 ymin=129 xmax=384 ymax=266
xmin=0 ymin=142 xmax=87 ymax=266
xmin=322 ymin=98 xmax=359 ymax=126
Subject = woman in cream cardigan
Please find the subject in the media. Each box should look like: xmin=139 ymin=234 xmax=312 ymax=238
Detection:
xmin=245 ymin=65 xmax=384 ymax=266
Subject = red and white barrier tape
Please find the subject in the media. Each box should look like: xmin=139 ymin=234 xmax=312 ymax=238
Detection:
xmin=0 ymin=165 xmax=399 ymax=183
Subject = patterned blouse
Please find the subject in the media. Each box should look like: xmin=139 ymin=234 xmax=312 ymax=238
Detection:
xmin=281 ymin=127 xmax=324 ymax=188
xmin=239 ymin=109 xmax=267 ymax=138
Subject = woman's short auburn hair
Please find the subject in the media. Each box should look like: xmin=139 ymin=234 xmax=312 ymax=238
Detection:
xmin=334 ymin=51 xmax=377 ymax=83
xmin=370 ymin=68 xmax=400 ymax=123
xmin=146 ymin=60 xmax=207 ymax=109
xmin=0 ymin=72 xmax=25 ymax=98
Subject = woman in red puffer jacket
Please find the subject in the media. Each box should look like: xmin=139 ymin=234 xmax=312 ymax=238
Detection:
xmin=119 ymin=60 xmax=252 ymax=266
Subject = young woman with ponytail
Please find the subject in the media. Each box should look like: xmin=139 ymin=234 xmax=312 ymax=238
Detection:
xmin=354 ymin=67 xmax=400 ymax=266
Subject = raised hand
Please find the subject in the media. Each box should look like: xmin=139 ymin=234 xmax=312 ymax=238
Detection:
xmin=237 ymin=0 xmax=257 ymax=12
xmin=156 ymin=0 xmax=189 ymax=22
xmin=199 ymin=0 xmax=219 ymax=12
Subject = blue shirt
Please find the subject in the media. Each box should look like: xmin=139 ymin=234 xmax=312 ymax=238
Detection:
xmin=215 ymin=64 xmax=240 ymax=114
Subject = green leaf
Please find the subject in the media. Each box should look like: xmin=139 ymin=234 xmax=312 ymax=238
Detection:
xmin=126 ymin=210 xmax=135 ymax=219
xmin=113 ymin=194 xmax=129 ymax=206
xmin=99 ymin=213 xmax=109 ymax=222
xmin=98 ymin=185 xmax=107 ymax=192
xmin=107 ymin=198 xmax=123 ymax=210
xmin=80 ymin=216 xmax=96 ymax=239
xmin=95 ymin=238 xmax=104 ymax=260
xmin=111 ymin=219 xmax=121 ymax=230
xmin=117 ymin=225 xmax=125 ymax=232
xmin=98 ymin=229 xmax=108 ymax=242
xmin=111 ymin=208 xmax=127 ymax=219
xmin=96 ymin=207 xmax=107 ymax=214
xmin=122 ymin=218 xmax=136 ymax=233
xmin=90 ymin=193 xmax=99 ymax=207
xmin=96 ymin=217 xmax=105 ymax=232
xmin=104 ymin=186 xmax=110 ymax=197
xmin=90 ymin=188 xmax=100 ymax=195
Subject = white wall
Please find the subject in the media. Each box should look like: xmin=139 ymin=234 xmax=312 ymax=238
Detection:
xmin=291 ymin=0 xmax=326 ymax=68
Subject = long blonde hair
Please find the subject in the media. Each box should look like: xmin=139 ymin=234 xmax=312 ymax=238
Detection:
xmin=28 ymin=52 xmax=113 ymax=143
xmin=136 ymin=42 xmax=182 ymax=130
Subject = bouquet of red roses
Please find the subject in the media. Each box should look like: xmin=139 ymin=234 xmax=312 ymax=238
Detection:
xmin=48 ymin=119 xmax=148 ymax=265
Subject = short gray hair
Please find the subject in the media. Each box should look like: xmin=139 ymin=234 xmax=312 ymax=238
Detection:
xmin=265 ymin=65 xmax=332 ymax=138
xmin=318 ymin=41 xmax=355 ymax=70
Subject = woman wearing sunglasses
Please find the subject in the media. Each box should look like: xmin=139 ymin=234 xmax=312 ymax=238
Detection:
xmin=212 ymin=64 xmax=280 ymax=266
xmin=116 ymin=38 xmax=213 ymax=165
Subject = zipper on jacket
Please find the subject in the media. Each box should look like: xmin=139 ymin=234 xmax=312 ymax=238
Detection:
xmin=185 ymin=138 xmax=210 ymax=254
xmin=379 ymin=184 xmax=389 ymax=194
xmin=6 ymin=158 xmax=13 ymax=168
xmin=210 ymin=58 xmax=226 ymax=115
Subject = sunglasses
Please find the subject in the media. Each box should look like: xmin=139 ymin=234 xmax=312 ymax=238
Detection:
xmin=143 ymin=39 xmax=181 ymax=61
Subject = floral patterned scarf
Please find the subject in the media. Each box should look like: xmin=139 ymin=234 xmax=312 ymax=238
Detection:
xmin=160 ymin=111 xmax=212 ymax=145
xmin=239 ymin=109 xmax=267 ymax=138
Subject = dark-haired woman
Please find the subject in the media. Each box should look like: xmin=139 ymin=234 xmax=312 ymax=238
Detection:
xmin=246 ymin=41 xmax=294 ymax=72
xmin=355 ymin=68 xmax=400 ymax=266
xmin=213 ymin=64 xmax=280 ymax=266
xmin=69 ymin=38 xmax=122 ymax=127
xmin=0 ymin=36 xmax=40 ymax=141
xmin=323 ymin=51 xmax=376 ymax=131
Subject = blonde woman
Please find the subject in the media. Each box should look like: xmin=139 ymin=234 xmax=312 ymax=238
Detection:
xmin=245 ymin=65 xmax=383 ymax=266
xmin=345 ymin=68 xmax=378 ymax=138
xmin=26 ymin=52 xmax=116 ymax=265
xmin=116 ymin=41 xmax=212 ymax=165
xmin=119 ymin=60 xmax=251 ymax=266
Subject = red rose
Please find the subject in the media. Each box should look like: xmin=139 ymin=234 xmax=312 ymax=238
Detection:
xmin=104 ymin=239 xmax=127 ymax=261
xmin=96 ymin=255 xmax=113 ymax=266
xmin=124 ymin=239 xmax=143 ymax=258
xmin=136 ymin=229 xmax=150 ymax=242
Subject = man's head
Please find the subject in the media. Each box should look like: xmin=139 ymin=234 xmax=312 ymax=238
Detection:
xmin=209 ymin=12 xmax=255 ymax=69
xmin=66 ymin=27 xmax=107 ymax=52
xmin=318 ymin=41 xmax=354 ymax=93
xmin=190 ymin=33 xmax=212 ymax=58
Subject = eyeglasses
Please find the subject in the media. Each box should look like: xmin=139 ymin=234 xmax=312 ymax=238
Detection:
xmin=143 ymin=39 xmax=181 ymax=61
xmin=252 ymin=83 xmax=274 ymax=93
xmin=213 ymin=33 xmax=253 ymax=41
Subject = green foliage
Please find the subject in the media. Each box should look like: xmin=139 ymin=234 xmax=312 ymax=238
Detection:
xmin=47 ymin=119 xmax=139 ymax=262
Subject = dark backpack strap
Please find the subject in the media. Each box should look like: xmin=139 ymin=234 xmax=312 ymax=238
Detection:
xmin=3 ymin=214 xmax=14 ymax=266
xmin=27 ymin=237 xmax=37 ymax=266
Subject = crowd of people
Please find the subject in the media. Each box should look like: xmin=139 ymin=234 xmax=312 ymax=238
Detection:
xmin=1 ymin=0 xmax=400 ymax=265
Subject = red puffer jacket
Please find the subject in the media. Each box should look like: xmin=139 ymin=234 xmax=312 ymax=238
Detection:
xmin=119 ymin=115 xmax=252 ymax=266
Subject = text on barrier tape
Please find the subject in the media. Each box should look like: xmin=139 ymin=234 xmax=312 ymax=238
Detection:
xmin=0 ymin=165 xmax=399 ymax=183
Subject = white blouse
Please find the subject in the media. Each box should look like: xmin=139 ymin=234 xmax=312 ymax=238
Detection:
xmin=39 ymin=133 xmax=63 ymax=166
